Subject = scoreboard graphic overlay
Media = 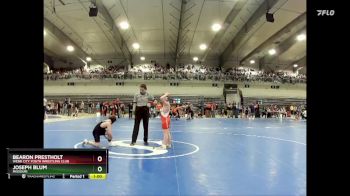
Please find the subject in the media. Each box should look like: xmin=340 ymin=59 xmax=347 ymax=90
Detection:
xmin=7 ymin=149 xmax=108 ymax=179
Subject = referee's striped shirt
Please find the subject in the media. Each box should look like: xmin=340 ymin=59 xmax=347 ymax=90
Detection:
xmin=133 ymin=92 xmax=154 ymax=107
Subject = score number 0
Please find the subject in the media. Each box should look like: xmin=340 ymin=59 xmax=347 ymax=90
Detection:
xmin=97 ymin=156 xmax=103 ymax=172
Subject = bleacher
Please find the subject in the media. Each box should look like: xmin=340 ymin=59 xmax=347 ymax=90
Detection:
xmin=45 ymin=64 xmax=306 ymax=84
xmin=243 ymin=97 xmax=306 ymax=106
xmin=45 ymin=95 xmax=226 ymax=107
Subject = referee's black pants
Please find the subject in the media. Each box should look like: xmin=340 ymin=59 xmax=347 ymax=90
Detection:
xmin=132 ymin=106 xmax=149 ymax=143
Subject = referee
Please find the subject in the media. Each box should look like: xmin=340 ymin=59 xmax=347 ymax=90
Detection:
xmin=131 ymin=84 xmax=157 ymax=146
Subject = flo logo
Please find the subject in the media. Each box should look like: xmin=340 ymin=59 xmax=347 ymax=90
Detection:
xmin=317 ymin=10 xmax=335 ymax=16
xmin=75 ymin=139 xmax=199 ymax=159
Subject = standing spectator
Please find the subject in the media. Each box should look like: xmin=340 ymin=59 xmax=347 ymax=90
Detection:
xmin=173 ymin=104 xmax=181 ymax=120
xmin=224 ymin=103 xmax=228 ymax=118
xmin=219 ymin=102 xmax=225 ymax=117
xmin=80 ymin=101 xmax=84 ymax=113
xmin=53 ymin=103 xmax=58 ymax=115
xmin=67 ymin=102 xmax=72 ymax=116
xmin=290 ymin=105 xmax=294 ymax=117
xmin=120 ymin=103 xmax=125 ymax=118
xmin=72 ymin=106 xmax=79 ymax=117
xmin=75 ymin=101 xmax=79 ymax=112
xmin=255 ymin=102 xmax=260 ymax=118
xmin=245 ymin=106 xmax=249 ymax=118
xmin=227 ymin=103 xmax=232 ymax=118
xmin=99 ymin=102 xmax=103 ymax=114
xmin=96 ymin=102 xmax=100 ymax=114
xmin=293 ymin=105 xmax=298 ymax=118
xmin=44 ymin=98 xmax=48 ymax=120
xmin=301 ymin=108 xmax=307 ymax=119
xmin=210 ymin=103 xmax=214 ymax=118
xmin=249 ymin=102 xmax=255 ymax=119
xmin=111 ymin=103 xmax=116 ymax=116
xmin=128 ymin=102 xmax=133 ymax=119
xmin=233 ymin=102 xmax=238 ymax=118
xmin=88 ymin=100 xmax=92 ymax=114
xmin=188 ymin=103 xmax=194 ymax=119
xmin=156 ymin=103 xmax=162 ymax=117
xmin=57 ymin=101 xmax=61 ymax=115
xmin=63 ymin=98 xmax=68 ymax=115
xmin=91 ymin=102 xmax=95 ymax=113
xmin=102 ymin=103 xmax=108 ymax=116
xmin=116 ymin=103 xmax=120 ymax=118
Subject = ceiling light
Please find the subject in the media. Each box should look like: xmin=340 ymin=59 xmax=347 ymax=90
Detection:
xmin=199 ymin=44 xmax=207 ymax=50
xmin=67 ymin=45 xmax=74 ymax=52
xmin=296 ymin=34 xmax=306 ymax=41
xmin=211 ymin=23 xmax=221 ymax=32
xmin=119 ymin=21 xmax=129 ymax=30
xmin=268 ymin=49 xmax=276 ymax=55
xmin=132 ymin=43 xmax=140 ymax=49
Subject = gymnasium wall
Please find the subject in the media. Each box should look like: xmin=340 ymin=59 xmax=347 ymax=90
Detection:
xmin=44 ymin=80 xmax=305 ymax=98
